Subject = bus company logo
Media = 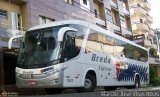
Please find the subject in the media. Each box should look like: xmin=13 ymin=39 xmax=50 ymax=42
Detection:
xmin=116 ymin=61 xmax=128 ymax=80
xmin=91 ymin=54 xmax=111 ymax=64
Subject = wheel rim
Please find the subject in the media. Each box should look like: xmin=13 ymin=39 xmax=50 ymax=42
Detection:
xmin=135 ymin=79 xmax=139 ymax=88
xmin=84 ymin=79 xmax=92 ymax=89
xmin=136 ymin=82 xmax=139 ymax=88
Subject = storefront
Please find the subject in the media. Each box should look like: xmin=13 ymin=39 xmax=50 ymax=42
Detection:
xmin=0 ymin=41 xmax=19 ymax=92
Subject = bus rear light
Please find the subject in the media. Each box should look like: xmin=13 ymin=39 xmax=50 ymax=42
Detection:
xmin=28 ymin=81 xmax=37 ymax=86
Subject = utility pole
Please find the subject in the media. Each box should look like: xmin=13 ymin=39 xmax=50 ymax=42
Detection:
xmin=155 ymin=28 xmax=160 ymax=59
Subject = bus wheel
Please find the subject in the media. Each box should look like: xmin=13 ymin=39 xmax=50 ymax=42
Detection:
xmin=134 ymin=76 xmax=140 ymax=88
xmin=78 ymin=74 xmax=96 ymax=92
xmin=45 ymin=88 xmax=63 ymax=94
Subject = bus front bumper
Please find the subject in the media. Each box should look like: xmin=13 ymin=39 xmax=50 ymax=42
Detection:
xmin=16 ymin=73 xmax=63 ymax=88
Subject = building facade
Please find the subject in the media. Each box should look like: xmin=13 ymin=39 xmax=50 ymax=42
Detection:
xmin=0 ymin=0 xmax=133 ymax=90
xmin=0 ymin=0 xmax=29 ymax=91
xmin=128 ymin=0 xmax=160 ymax=77
xmin=26 ymin=0 xmax=133 ymax=37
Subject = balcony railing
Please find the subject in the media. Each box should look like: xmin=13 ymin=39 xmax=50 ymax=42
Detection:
xmin=148 ymin=57 xmax=160 ymax=64
xmin=146 ymin=15 xmax=153 ymax=23
xmin=0 ymin=23 xmax=27 ymax=39
xmin=144 ymin=39 xmax=152 ymax=47
xmin=98 ymin=0 xmax=104 ymax=4
xmin=113 ymin=24 xmax=121 ymax=32
xmin=130 ymin=6 xmax=146 ymax=17
xmin=110 ymin=0 xmax=118 ymax=9
xmin=123 ymin=8 xmax=130 ymax=16
xmin=121 ymin=27 xmax=132 ymax=36
xmin=106 ymin=21 xmax=114 ymax=32
xmin=142 ymin=1 xmax=151 ymax=11
xmin=95 ymin=17 xmax=106 ymax=27
xmin=149 ymin=29 xmax=155 ymax=36
xmin=132 ymin=23 xmax=149 ymax=32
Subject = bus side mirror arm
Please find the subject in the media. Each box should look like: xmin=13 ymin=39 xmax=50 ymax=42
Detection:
xmin=8 ymin=35 xmax=24 ymax=49
xmin=58 ymin=27 xmax=78 ymax=42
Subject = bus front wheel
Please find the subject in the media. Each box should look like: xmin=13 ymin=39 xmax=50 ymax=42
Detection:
xmin=78 ymin=74 xmax=96 ymax=92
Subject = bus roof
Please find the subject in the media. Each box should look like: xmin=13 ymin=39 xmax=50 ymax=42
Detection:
xmin=28 ymin=20 xmax=148 ymax=51
xmin=29 ymin=20 xmax=89 ymax=31
xmin=89 ymin=23 xmax=148 ymax=51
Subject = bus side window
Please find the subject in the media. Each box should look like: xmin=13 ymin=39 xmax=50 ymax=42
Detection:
xmin=63 ymin=33 xmax=80 ymax=61
xmin=64 ymin=35 xmax=74 ymax=60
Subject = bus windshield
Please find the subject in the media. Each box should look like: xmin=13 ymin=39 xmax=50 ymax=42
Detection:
xmin=17 ymin=24 xmax=87 ymax=69
xmin=17 ymin=26 xmax=63 ymax=69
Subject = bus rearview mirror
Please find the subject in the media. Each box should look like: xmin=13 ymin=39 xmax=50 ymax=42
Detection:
xmin=8 ymin=35 xmax=24 ymax=49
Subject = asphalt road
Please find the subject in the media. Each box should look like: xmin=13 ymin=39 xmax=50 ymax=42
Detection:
xmin=3 ymin=87 xmax=160 ymax=97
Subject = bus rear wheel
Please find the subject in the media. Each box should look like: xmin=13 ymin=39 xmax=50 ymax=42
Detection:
xmin=134 ymin=76 xmax=140 ymax=88
xmin=78 ymin=74 xmax=96 ymax=92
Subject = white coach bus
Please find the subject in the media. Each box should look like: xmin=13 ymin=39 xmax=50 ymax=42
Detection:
xmin=9 ymin=20 xmax=149 ymax=93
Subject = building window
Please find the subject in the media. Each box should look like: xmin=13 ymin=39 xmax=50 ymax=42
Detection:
xmin=83 ymin=0 xmax=87 ymax=5
xmin=106 ymin=8 xmax=113 ymax=22
xmin=11 ymin=13 xmax=21 ymax=30
xmin=140 ymin=19 xmax=143 ymax=23
xmin=150 ymin=39 xmax=152 ymax=43
xmin=39 ymin=16 xmax=55 ymax=24
xmin=106 ymin=8 xmax=111 ymax=15
xmin=94 ymin=9 xmax=98 ymax=18
xmin=0 ymin=9 xmax=7 ymax=19
xmin=64 ymin=0 xmax=74 ymax=5
xmin=137 ymin=3 xmax=141 ymax=7
xmin=80 ymin=0 xmax=90 ymax=11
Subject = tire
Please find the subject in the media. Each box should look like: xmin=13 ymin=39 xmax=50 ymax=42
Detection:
xmin=78 ymin=74 xmax=96 ymax=92
xmin=104 ymin=86 xmax=117 ymax=91
xmin=45 ymin=88 xmax=63 ymax=94
xmin=134 ymin=76 xmax=140 ymax=88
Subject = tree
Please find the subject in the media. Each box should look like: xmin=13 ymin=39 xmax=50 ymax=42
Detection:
xmin=149 ymin=48 xmax=157 ymax=57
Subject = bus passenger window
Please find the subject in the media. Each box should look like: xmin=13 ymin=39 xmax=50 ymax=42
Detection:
xmin=63 ymin=32 xmax=84 ymax=61
xmin=63 ymin=33 xmax=79 ymax=61
xmin=64 ymin=35 xmax=74 ymax=60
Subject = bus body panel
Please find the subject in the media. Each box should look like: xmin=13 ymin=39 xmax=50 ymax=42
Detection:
xmin=15 ymin=20 xmax=149 ymax=89
xmin=16 ymin=64 xmax=65 ymax=88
